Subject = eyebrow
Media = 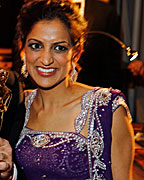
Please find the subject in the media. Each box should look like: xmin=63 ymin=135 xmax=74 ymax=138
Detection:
xmin=53 ymin=41 xmax=71 ymax=46
xmin=27 ymin=38 xmax=71 ymax=46
xmin=27 ymin=38 xmax=41 ymax=43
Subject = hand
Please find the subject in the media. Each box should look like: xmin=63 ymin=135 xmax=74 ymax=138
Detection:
xmin=128 ymin=60 xmax=144 ymax=77
xmin=0 ymin=138 xmax=13 ymax=180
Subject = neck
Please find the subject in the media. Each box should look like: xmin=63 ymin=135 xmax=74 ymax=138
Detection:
xmin=35 ymin=78 xmax=74 ymax=110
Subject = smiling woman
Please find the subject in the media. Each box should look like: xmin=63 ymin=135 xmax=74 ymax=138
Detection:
xmin=24 ymin=19 xmax=73 ymax=88
xmin=0 ymin=0 xmax=134 ymax=180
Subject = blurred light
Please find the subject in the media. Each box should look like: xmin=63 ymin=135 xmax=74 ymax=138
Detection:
xmin=125 ymin=47 xmax=138 ymax=61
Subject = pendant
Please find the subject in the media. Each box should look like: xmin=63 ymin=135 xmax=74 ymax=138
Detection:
xmin=31 ymin=134 xmax=50 ymax=148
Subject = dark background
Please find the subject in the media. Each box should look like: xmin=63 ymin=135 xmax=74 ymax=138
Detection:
xmin=0 ymin=0 xmax=23 ymax=48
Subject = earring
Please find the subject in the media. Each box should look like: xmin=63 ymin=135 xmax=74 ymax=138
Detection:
xmin=21 ymin=56 xmax=28 ymax=78
xmin=70 ymin=62 xmax=78 ymax=83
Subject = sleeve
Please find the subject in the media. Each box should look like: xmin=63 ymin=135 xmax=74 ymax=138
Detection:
xmin=111 ymin=89 xmax=132 ymax=122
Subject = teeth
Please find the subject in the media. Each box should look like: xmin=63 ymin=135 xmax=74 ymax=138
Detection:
xmin=38 ymin=67 xmax=55 ymax=73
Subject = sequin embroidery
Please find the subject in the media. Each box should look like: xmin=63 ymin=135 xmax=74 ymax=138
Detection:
xmin=15 ymin=87 xmax=131 ymax=180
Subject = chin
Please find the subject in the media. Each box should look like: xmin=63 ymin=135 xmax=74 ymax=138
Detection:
xmin=35 ymin=82 xmax=55 ymax=90
xmin=35 ymin=77 xmax=66 ymax=90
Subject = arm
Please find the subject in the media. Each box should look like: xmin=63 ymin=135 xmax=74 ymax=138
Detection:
xmin=111 ymin=106 xmax=134 ymax=180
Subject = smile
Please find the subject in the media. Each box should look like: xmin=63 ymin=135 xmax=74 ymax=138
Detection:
xmin=37 ymin=67 xmax=56 ymax=73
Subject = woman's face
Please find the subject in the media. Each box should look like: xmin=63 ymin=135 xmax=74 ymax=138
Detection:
xmin=24 ymin=18 xmax=73 ymax=88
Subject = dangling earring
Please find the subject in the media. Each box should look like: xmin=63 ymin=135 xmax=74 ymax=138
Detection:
xmin=21 ymin=56 xmax=28 ymax=78
xmin=69 ymin=62 xmax=78 ymax=83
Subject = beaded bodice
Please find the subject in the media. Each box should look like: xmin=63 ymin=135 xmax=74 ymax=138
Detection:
xmin=16 ymin=128 xmax=89 ymax=180
xmin=15 ymin=88 xmax=131 ymax=180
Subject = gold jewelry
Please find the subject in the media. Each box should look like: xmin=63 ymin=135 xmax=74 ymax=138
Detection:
xmin=21 ymin=56 xmax=28 ymax=78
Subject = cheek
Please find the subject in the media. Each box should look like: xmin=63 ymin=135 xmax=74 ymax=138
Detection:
xmin=26 ymin=51 xmax=38 ymax=63
xmin=55 ymin=49 xmax=73 ymax=65
xmin=54 ymin=54 xmax=71 ymax=75
xmin=54 ymin=53 xmax=72 ymax=66
xmin=25 ymin=53 xmax=37 ymax=74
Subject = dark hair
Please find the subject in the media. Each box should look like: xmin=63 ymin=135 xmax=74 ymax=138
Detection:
xmin=14 ymin=0 xmax=87 ymax=58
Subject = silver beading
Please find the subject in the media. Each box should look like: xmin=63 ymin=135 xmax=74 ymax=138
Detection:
xmin=69 ymin=62 xmax=78 ymax=83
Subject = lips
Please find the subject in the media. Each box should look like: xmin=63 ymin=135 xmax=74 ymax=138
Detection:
xmin=36 ymin=67 xmax=57 ymax=76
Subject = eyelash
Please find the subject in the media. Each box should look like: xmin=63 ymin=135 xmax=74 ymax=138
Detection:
xmin=54 ymin=45 xmax=68 ymax=52
xmin=28 ymin=43 xmax=42 ymax=50
xmin=28 ymin=43 xmax=69 ymax=52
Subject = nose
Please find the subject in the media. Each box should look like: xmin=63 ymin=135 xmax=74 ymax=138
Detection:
xmin=40 ymin=48 xmax=54 ymax=66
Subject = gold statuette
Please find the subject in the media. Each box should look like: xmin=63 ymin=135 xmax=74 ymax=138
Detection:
xmin=0 ymin=69 xmax=12 ymax=129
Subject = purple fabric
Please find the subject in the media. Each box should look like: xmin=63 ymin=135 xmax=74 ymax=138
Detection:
xmin=16 ymin=132 xmax=90 ymax=180
xmin=15 ymin=88 xmax=129 ymax=179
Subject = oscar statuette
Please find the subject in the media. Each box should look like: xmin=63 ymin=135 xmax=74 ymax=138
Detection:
xmin=0 ymin=68 xmax=12 ymax=130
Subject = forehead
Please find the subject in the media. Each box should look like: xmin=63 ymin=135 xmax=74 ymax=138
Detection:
xmin=26 ymin=19 xmax=71 ymax=43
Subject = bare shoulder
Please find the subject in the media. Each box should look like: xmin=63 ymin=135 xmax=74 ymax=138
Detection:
xmin=72 ymin=82 xmax=95 ymax=96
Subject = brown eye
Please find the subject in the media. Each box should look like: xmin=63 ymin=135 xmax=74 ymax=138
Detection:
xmin=28 ymin=43 xmax=43 ymax=50
xmin=54 ymin=45 xmax=68 ymax=52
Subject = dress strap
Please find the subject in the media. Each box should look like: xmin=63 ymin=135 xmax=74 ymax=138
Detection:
xmin=74 ymin=88 xmax=97 ymax=134
xmin=23 ymin=89 xmax=37 ymax=128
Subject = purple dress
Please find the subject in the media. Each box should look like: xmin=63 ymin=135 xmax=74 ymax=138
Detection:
xmin=15 ymin=88 xmax=131 ymax=180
